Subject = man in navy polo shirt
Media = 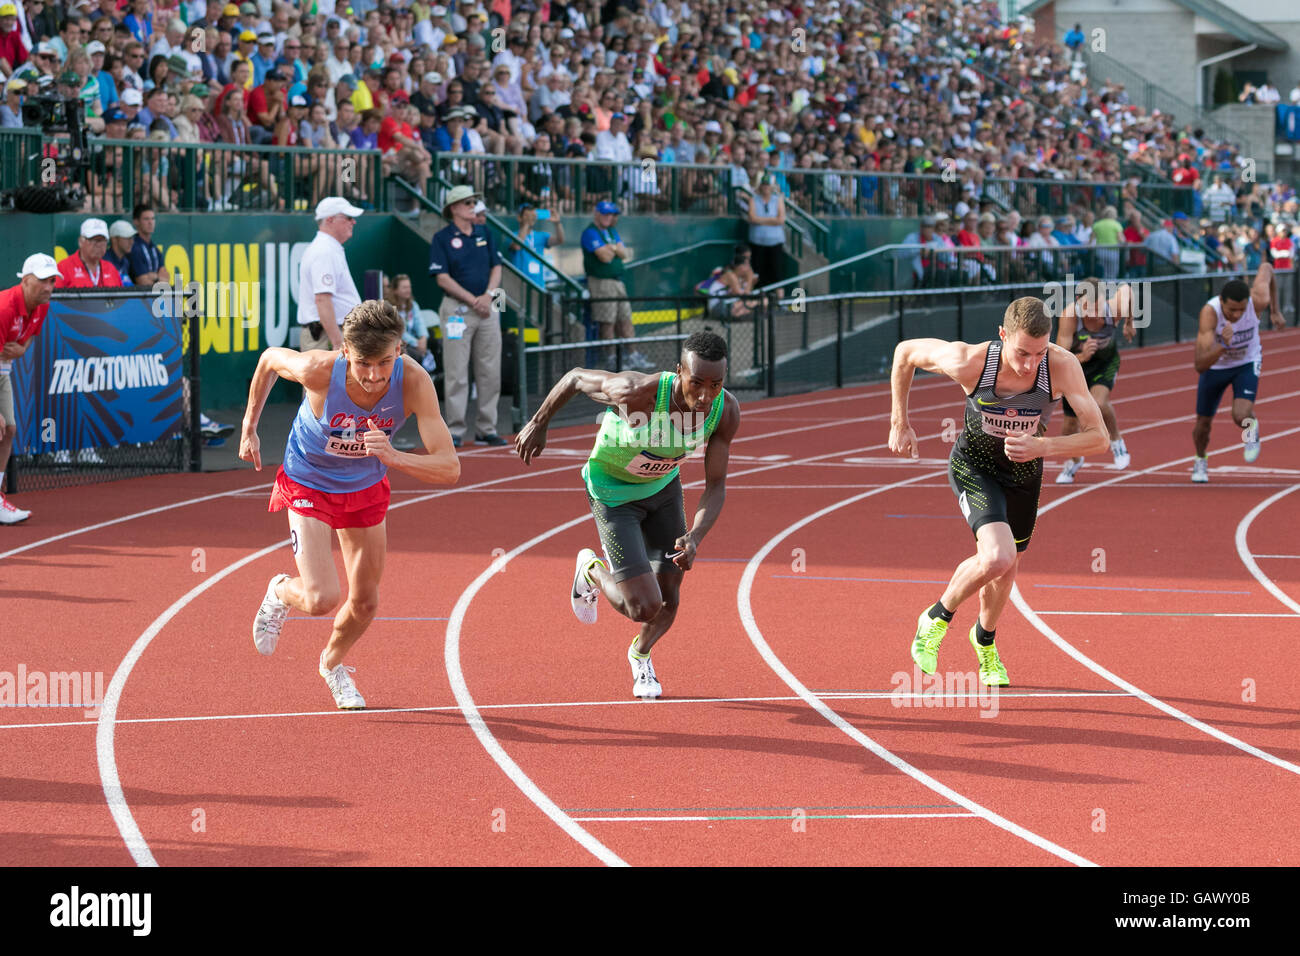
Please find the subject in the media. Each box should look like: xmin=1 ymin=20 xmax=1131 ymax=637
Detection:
xmin=428 ymin=184 xmax=504 ymax=448
xmin=127 ymin=203 xmax=168 ymax=286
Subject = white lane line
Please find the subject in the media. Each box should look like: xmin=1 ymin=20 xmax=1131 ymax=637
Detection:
xmin=3 ymin=689 xmax=1138 ymax=732
xmin=1234 ymin=484 xmax=1300 ymax=615
xmin=1010 ymin=423 xmax=1300 ymax=779
xmin=0 ymin=483 xmax=274 ymax=562
xmin=1036 ymin=611 xmax=1300 ymax=618
xmin=1253 ymin=554 xmax=1300 ymax=559
xmin=94 ymin=459 xmax=579 ymax=868
xmin=569 ymin=813 xmax=979 ymax=822
xmin=735 ymin=468 xmax=1098 ymax=867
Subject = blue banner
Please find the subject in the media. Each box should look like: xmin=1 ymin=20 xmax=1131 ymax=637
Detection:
xmin=12 ymin=295 xmax=185 ymax=453
xmin=1279 ymin=104 xmax=1300 ymax=143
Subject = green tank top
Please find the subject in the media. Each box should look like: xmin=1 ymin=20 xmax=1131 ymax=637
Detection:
xmin=582 ymin=372 xmax=726 ymax=506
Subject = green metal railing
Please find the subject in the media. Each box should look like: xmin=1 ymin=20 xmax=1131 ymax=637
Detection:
xmin=1 ymin=129 xmax=385 ymax=214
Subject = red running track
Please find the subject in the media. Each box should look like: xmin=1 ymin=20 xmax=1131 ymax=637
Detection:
xmin=2 ymin=331 xmax=1299 ymax=866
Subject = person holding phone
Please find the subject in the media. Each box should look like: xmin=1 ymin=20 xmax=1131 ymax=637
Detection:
xmin=510 ymin=201 xmax=564 ymax=289
xmin=514 ymin=332 xmax=741 ymax=699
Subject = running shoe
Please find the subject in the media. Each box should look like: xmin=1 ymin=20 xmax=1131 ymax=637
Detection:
xmin=319 ymin=650 xmax=366 ymax=709
xmin=0 ymin=493 xmax=31 ymax=525
xmin=1110 ymin=439 xmax=1130 ymax=470
xmin=252 ymin=573 xmax=291 ymax=655
xmin=1242 ymin=419 xmax=1260 ymax=463
xmin=200 ymin=413 xmax=236 ymax=439
xmin=969 ymin=626 xmax=1010 ymax=687
xmin=628 ymin=639 xmax=662 ymax=699
xmin=1191 ymin=456 xmax=1209 ymax=483
xmin=910 ymin=606 xmax=948 ymax=675
xmin=571 ymin=547 xmax=602 ymax=624
xmin=1055 ymin=458 xmax=1082 ymax=484
xmin=475 ymin=432 xmax=509 ymax=447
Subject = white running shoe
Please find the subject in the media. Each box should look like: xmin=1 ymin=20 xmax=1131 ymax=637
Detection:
xmin=1242 ymin=419 xmax=1260 ymax=463
xmin=320 ymin=650 xmax=366 ymax=709
xmin=628 ymin=640 xmax=662 ymax=699
xmin=1191 ymin=457 xmax=1210 ymax=483
xmin=252 ymin=573 xmax=291 ymax=655
xmin=77 ymin=447 xmax=105 ymax=465
xmin=0 ymin=493 xmax=31 ymax=524
xmin=1055 ymin=458 xmax=1082 ymax=484
xmin=571 ymin=547 xmax=601 ymax=624
xmin=1110 ymin=439 xmax=1131 ymax=470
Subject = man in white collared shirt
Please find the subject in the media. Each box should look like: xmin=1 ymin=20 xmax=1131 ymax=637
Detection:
xmin=296 ymin=197 xmax=363 ymax=351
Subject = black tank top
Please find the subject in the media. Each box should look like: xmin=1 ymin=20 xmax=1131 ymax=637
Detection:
xmin=954 ymin=340 xmax=1056 ymax=484
xmin=1073 ymin=299 xmax=1117 ymax=359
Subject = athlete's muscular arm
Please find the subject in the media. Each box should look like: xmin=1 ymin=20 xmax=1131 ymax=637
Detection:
xmin=1253 ymin=263 xmax=1286 ymax=330
xmin=514 ymin=368 xmax=659 ymax=465
xmin=673 ymin=394 xmax=740 ymax=571
xmin=239 ymin=348 xmax=335 ymax=470
xmin=1008 ymin=346 xmax=1108 ymax=461
xmin=889 ymin=338 xmax=984 ymax=459
xmin=1193 ymin=303 xmax=1227 ymax=374
xmin=1057 ymin=301 xmax=1099 ymax=359
xmin=360 ymin=355 xmax=460 ymax=485
xmin=1113 ymin=284 xmax=1137 ymax=342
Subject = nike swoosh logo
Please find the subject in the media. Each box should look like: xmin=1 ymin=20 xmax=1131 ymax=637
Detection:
xmin=975 ymin=398 xmax=1000 ymax=406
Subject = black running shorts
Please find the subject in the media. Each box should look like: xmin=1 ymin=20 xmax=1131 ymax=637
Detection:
xmin=949 ymin=451 xmax=1042 ymax=553
xmin=1062 ymin=349 xmax=1120 ymax=418
xmin=587 ymin=475 xmax=688 ymax=581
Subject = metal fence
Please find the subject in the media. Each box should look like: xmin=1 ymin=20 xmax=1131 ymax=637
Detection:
xmin=429 ymin=151 xmax=1198 ymax=222
xmin=512 ymin=269 xmax=1297 ymax=425
xmin=5 ymin=292 xmax=201 ymax=493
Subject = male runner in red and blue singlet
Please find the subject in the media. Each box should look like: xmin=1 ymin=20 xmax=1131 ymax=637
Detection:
xmin=239 ymin=300 xmax=460 ymax=708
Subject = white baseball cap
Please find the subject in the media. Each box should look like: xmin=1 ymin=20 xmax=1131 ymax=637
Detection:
xmin=80 ymin=218 xmax=109 ymax=239
xmin=315 ymin=196 xmax=364 ymax=220
xmin=121 ymin=88 xmax=143 ymax=106
xmin=109 ymin=220 xmax=137 ymax=238
xmin=423 ymin=71 xmax=443 ymax=85
xmin=86 ymin=40 xmax=106 ymax=56
xmin=18 ymin=253 xmax=59 ymax=280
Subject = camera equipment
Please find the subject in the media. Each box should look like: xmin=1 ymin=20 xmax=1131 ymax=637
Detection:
xmin=2 ymin=91 xmax=90 ymax=213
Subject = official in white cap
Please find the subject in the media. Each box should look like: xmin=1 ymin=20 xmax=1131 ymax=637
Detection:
xmin=103 ymin=220 xmax=137 ymax=286
xmin=297 ymin=197 xmax=365 ymax=350
xmin=0 ymin=254 xmax=62 ymax=524
xmin=56 ymin=219 xmax=124 ymax=288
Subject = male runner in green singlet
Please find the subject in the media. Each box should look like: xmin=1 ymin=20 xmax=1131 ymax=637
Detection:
xmin=888 ymin=298 xmax=1109 ymax=685
xmin=515 ymin=331 xmax=741 ymax=698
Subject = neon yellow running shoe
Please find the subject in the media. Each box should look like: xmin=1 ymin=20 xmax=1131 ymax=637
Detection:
xmin=911 ymin=607 xmax=948 ymax=675
xmin=969 ymin=627 xmax=1010 ymax=687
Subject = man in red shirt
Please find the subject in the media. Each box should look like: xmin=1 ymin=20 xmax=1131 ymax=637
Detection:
xmin=247 ymin=68 xmax=288 ymax=143
xmin=1270 ymin=225 xmax=1294 ymax=270
xmin=0 ymin=253 xmax=59 ymax=524
xmin=379 ymin=101 xmax=431 ymax=197
xmin=56 ymin=219 xmax=124 ymax=288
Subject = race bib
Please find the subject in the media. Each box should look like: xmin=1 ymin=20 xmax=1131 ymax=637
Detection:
xmin=978 ymin=405 xmax=1041 ymax=438
xmin=324 ymin=435 xmax=369 ymax=458
xmin=625 ymin=449 xmax=685 ymax=478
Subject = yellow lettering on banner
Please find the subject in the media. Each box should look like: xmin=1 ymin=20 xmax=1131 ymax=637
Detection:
xmin=197 ymin=243 xmax=230 ymax=354
xmin=53 ymin=245 xmax=69 ymax=262
xmin=234 ymin=243 xmax=260 ymax=351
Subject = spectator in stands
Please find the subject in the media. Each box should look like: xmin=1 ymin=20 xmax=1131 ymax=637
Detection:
xmin=1025 ymin=215 xmax=1059 ymax=279
xmin=247 ymin=67 xmax=288 ymax=144
xmin=1092 ymin=205 xmax=1124 ymax=279
xmin=703 ymin=246 xmax=758 ymax=320
xmin=1144 ymin=218 xmax=1180 ymax=267
xmin=104 ymin=220 xmax=136 ymax=285
xmin=0 ymin=77 xmax=23 ymax=127
xmin=511 ymin=201 xmax=564 ymax=289
xmin=428 ymin=184 xmax=505 ymax=448
xmin=58 ymin=219 xmax=124 ymax=288
xmin=379 ymin=99 xmax=432 ymax=197
xmin=1270 ymin=225 xmax=1293 ymax=271
xmin=1123 ymin=211 xmax=1149 ymax=277
xmin=900 ymin=215 xmax=940 ymax=288
xmin=1204 ymin=174 xmax=1236 ymax=224
xmin=297 ymin=195 xmax=363 ymax=351
xmin=1063 ymin=23 xmax=1085 ymax=61
xmin=385 ymin=272 xmax=434 ymax=371
xmin=128 ymin=204 xmax=168 ymax=286
xmin=0 ymin=4 xmax=27 ymax=76
xmin=746 ymin=173 xmax=787 ymax=290
xmin=0 ymin=253 xmax=59 ymax=525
